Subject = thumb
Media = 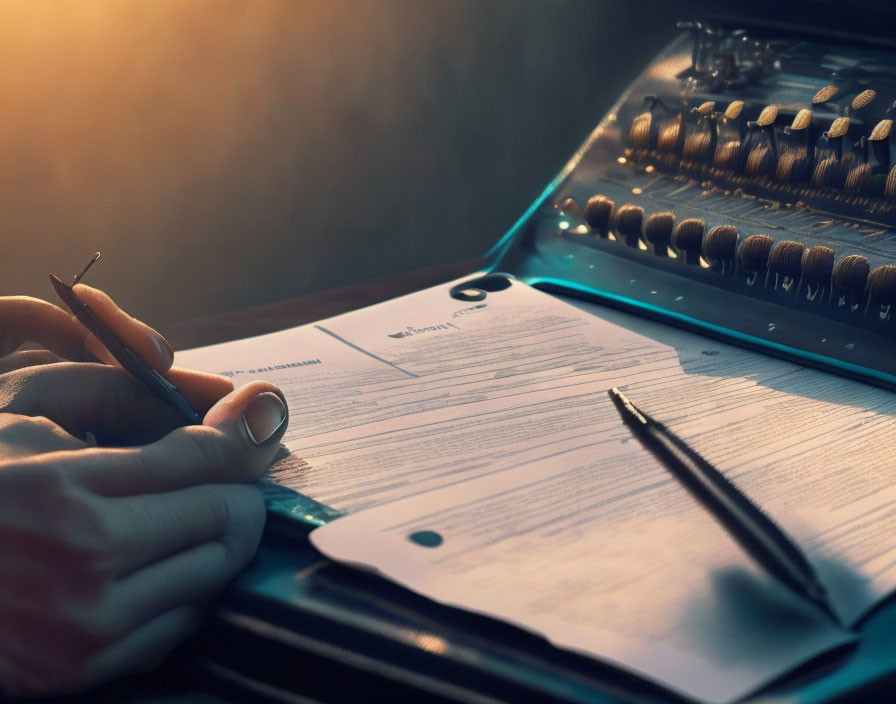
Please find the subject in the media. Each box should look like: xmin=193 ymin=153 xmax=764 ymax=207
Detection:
xmin=203 ymin=380 xmax=289 ymax=452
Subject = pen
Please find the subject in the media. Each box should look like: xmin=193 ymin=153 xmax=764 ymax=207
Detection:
xmin=608 ymin=387 xmax=839 ymax=623
xmin=49 ymin=265 xmax=202 ymax=426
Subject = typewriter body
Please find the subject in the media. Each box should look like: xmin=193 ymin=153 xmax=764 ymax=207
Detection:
xmin=202 ymin=10 xmax=896 ymax=704
xmin=488 ymin=12 xmax=896 ymax=390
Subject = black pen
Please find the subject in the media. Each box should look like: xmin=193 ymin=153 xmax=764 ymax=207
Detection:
xmin=608 ymin=387 xmax=839 ymax=624
xmin=49 ymin=263 xmax=202 ymax=426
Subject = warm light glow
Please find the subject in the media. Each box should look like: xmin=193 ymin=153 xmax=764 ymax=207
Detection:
xmin=414 ymin=634 xmax=447 ymax=654
xmin=559 ymin=220 xmax=569 ymax=230
xmin=617 ymin=157 xmax=627 ymax=164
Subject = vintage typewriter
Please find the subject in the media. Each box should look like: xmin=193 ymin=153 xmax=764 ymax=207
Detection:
xmin=202 ymin=9 xmax=896 ymax=704
xmin=488 ymin=9 xmax=896 ymax=390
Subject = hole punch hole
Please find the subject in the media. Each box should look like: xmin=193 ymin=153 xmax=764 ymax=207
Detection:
xmin=408 ymin=530 xmax=443 ymax=548
xmin=449 ymin=273 xmax=513 ymax=301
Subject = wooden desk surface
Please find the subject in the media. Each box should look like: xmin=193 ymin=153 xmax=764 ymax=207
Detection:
xmin=162 ymin=258 xmax=482 ymax=350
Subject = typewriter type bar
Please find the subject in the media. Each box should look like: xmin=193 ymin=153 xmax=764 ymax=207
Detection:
xmin=488 ymin=21 xmax=896 ymax=389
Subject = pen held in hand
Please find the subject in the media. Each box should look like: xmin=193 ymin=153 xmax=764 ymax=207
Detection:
xmin=608 ymin=387 xmax=840 ymax=625
xmin=49 ymin=272 xmax=202 ymax=426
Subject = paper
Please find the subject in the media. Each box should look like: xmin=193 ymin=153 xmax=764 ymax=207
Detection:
xmin=177 ymin=278 xmax=682 ymax=514
xmin=311 ymin=440 xmax=851 ymax=703
xmin=572 ymin=303 xmax=896 ymax=628
xmin=176 ymin=276 xmax=896 ymax=702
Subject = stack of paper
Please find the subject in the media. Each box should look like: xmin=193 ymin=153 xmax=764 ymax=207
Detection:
xmin=177 ymin=277 xmax=896 ymax=703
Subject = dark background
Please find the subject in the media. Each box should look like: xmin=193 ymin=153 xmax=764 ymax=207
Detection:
xmin=2 ymin=0 xmax=714 ymax=328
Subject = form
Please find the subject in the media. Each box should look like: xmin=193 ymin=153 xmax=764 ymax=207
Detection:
xmin=176 ymin=276 xmax=896 ymax=703
xmin=176 ymin=278 xmax=682 ymax=513
xmin=310 ymin=439 xmax=850 ymax=703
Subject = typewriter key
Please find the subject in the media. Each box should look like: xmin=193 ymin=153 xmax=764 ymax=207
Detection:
xmin=832 ymin=255 xmax=871 ymax=309
xmin=851 ymin=90 xmax=877 ymax=111
xmin=645 ymin=212 xmax=675 ymax=257
xmin=790 ymin=109 xmax=813 ymax=132
xmin=703 ymin=225 xmax=738 ymax=274
xmin=768 ymin=241 xmax=807 ymax=292
xmin=754 ymin=104 xmax=779 ymax=128
xmin=740 ymin=234 xmax=774 ymax=286
xmin=558 ymin=196 xmax=582 ymax=218
xmin=583 ymin=195 xmax=615 ymax=238
xmin=801 ymin=246 xmax=835 ymax=302
xmin=867 ymin=265 xmax=896 ymax=319
xmin=870 ymin=119 xmax=893 ymax=142
xmin=614 ymin=205 xmax=645 ymax=248
xmin=724 ymin=101 xmax=744 ymax=120
xmin=672 ymin=219 xmax=706 ymax=265
xmin=812 ymin=85 xmax=839 ymax=105
xmin=826 ymin=117 xmax=850 ymax=139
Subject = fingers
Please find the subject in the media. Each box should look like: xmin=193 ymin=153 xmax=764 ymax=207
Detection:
xmin=107 ymin=486 xmax=265 ymax=628
xmin=73 ymin=605 xmax=201 ymax=693
xmin=0 ymin=414 xmax=85 ymax=462
xmin=1 ymin=363 xmax=191 ymax=445
xmin=0 ymin=296 xmax=88 ymax=360
xmin=0 ymin=380 xmax=282 ymax=697
xmin=72 ymin=284 xmax=175 ymax=374
xmin=103 ymin=483 xmax=263 ymax=576
xmin=166 ymin=366 xmax=234 ymax=411
xmin=39 ymin=486 xmax=263 ymax=695
xmin=1 ymin=363 xmax=238 ymax=444
xmin=66 ymin=381 xmax=289 ymax=496
xmin=0 ymin=349 xmax=63 ymax=374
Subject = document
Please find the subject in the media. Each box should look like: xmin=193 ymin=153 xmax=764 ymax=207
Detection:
xmin=310 ymin=441 xmax=850 ymax=703
xmin=177 ymin=278 xmax=683 ymax=514
xmin=176 ymin=276 xmax=896 ymax=703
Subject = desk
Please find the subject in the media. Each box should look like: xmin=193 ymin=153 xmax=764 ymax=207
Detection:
xmin=162 ymin=259 xmax=483 ymax=351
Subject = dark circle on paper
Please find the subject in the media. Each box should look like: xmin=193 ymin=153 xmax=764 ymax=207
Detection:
xmin=449 ymin=273 xmax=513 ymax=301
xmin=408 ymin=530 xmax=443 ymax=548
xmin=450 ymin=287 xmax=487 ymax=302
xmin=473 ymin=273 xmax=513 ymax=292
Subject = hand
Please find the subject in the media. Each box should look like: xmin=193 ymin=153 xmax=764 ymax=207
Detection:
xmin=0 ymin=289 xmax=289 ymax=698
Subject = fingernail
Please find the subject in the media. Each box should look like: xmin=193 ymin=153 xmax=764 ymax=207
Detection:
xmin=241 ymin=392 xmax=287 ymax=445
xmin=152 ymin=333 xmax=175 ymax=367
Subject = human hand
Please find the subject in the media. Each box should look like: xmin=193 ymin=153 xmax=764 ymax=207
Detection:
xmin=0 ymin=290 xmax=288 ymax=697
xmin=1 ymin=286 xmax=237 ymax=445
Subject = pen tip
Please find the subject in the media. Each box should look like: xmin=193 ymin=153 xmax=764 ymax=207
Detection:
xmin=48 ymin=273 xmax=74 ymax=303
xmin=608 ymin=387 xmax=628 ymax=404
xmin=72 ymin=252 xmax=102 ymax=286
xmin=608 ymin=387 xmax=648 ymax=426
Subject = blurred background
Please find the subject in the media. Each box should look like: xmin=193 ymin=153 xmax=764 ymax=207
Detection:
xmin=1 ymin=0 xmax=704 ymax=327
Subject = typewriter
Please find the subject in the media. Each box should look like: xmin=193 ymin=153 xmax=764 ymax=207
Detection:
xmin=488 ymin=7 xmax=896 ymax=390
xmin=203 ymin=9 xmax=896 ymax=704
